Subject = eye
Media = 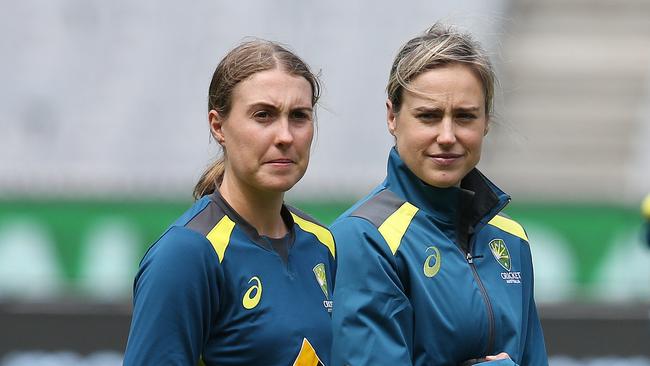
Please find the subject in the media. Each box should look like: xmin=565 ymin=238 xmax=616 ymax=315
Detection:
xmin=456 ymin=113 xmax=477 ymax=122
xmin=253 ymin=110 xmax=273 ymax=121
xmin=290 ymin=110 xmax=313 ymax=122
xmin=416 ymin=112 xmax=442 ymax=123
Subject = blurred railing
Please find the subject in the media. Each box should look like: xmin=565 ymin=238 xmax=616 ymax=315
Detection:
xmin=1 ymin=301 xmax=649 ymax=358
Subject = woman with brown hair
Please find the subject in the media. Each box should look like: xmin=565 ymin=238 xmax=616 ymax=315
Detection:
xmin=124 ymin=40 xmax=335 ymax=365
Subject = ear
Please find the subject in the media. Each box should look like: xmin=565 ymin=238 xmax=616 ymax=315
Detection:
xmin=386 ymin=99 xmax=398 ymax=137
xmin=209 ymin=110 xmax=226 ymax=145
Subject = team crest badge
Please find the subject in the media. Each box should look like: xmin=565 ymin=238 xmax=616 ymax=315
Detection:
xmin=489 ymin=239 xmax=511 ymax=271
xmin=312 ymin=263 xmax=329 ymax=299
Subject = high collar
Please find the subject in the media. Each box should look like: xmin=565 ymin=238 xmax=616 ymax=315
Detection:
xmin=384 ymin=147 xmax=510 ymax=230
xmin=209 ymin=189 xmax=295 ymax=249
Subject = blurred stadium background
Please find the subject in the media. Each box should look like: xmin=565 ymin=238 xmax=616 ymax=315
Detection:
xmin=1 ymin=0 xmax=649 ymax=364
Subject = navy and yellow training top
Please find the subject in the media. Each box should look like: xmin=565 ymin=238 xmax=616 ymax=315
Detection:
xmin=331 ymin=148 xmax=548 ymax=366
xmin=124 ymin=191 xmax=336 ymax=365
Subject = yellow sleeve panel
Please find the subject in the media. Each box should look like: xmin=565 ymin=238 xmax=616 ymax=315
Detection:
xmin=378 ymin=202 xmax=419 ymax=255
xmin=206 ymin=215 xmax=236 ymax=263
xmin=487 ymin=215 xmax=529 ymax=242
xmin=291 ymin=213 xmax=336 ymax=259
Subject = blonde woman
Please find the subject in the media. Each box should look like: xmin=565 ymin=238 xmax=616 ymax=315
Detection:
xmin=331 ymin=24 xmax=548 ymax=365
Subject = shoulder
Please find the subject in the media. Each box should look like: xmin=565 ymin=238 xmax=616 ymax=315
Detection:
xmin=332 ymin=189 xmax=419 ymax=256
xmin=139 ymin=226 xmax=218 ymax=277
xmin=485 ymin=212 xmax=529 ymax=244
xmin=140 ymin=197 xmax=238 ymax=271
xmin=287 ymin=205 xmax=336 ymax=259
xmin=132 ymin=225 xmax=223 ymax=309
xmin=182 ymin=196 xmax=239 ymax=263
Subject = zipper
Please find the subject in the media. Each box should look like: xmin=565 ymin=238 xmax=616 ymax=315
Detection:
xmin=466 ymin=252 xmax=474 ymax=264
xmin=462 ymin=196 xmax=510 ymax=355
xmin=458 ymin=244 xmax=495 ymax=356
xmin=468 ymin=255 xmax=495 ymax=355
xmin=449 ymin=194 xmax=509 ymax=357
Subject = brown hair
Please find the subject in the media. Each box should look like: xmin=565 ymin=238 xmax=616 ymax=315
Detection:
xmin=387 ymin=23 xmax=496 ymax=116
xmin=193 ymin=40 xmax=321 ymax=200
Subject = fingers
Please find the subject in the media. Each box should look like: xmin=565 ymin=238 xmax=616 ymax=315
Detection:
xmin=484 ymin=352 xmax=510 ymax=361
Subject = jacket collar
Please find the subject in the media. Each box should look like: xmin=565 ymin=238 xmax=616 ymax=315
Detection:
xmin=384 ymin=147 xmax=510 ymax=231
xmin=209 ymin=189 xmax=295 ymax=249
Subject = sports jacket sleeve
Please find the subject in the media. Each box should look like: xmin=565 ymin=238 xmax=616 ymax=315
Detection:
xmin=518 ymin=240 xmax=549 ymax=365
xmin=123 ymin=226 xmax=221 ymax=365
xmin=330 ymin=217 xmax=414 ymax=366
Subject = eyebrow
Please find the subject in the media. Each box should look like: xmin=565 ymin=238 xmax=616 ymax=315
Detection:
xmin=292 ymin=106 xmax=314 ymax=113
xmin=412 ymin=106 xmax=480 ymax=113
xmin=412 ymin=106 xmax=442 ymax=113
xmin=247 ymin=102 xmax=313 ymax=113
xmin=455 ymin=106 xmax=480 ymax=113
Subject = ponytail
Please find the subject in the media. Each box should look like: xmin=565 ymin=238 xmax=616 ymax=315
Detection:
xmin=193 ymin=158 xmax=225 ymax=200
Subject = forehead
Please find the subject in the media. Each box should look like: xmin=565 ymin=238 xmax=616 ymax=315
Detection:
xmin=232 ymin=69 xmax=313 ymax=106
xmin=404 ymin=64 xmax=485 ymax=106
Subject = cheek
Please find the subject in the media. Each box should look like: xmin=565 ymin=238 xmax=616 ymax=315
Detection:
xmin=470 ymin=132 xmax=485 ymax=151
xmin=297 ymin=126 xmax=315 ymax=149
xmin=398 ymin=126 xmax=428 ymax=151
xmin=225 ymin=133 xmax=250 ymax=154
xmin=458 ymin=125 xmax=485 ymax=150
xmin=464 ymin=134 xmax=485 ymax=167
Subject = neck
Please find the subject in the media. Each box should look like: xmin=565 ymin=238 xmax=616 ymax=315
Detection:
xmin=219 ymin=173 xmax=287 ymax=238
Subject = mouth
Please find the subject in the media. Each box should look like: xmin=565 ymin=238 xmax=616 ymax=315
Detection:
xmin=265 ymin=158 xmax=295 ymax=166
xmin=429 ymin=153 xmax=463 ymax=166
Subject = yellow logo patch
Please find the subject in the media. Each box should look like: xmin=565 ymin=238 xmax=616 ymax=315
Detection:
xmin=423 ymin=246 xmax=441 ymax=278
xmin=293 ymin=338 xmax=324 ymax=366
xmin=312 ymin=263 xmax=329 ymax=299
xmin=242 ymin=276 xmax=262 ymax=310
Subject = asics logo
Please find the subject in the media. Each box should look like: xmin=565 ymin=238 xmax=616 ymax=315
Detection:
xmin=242 ymin=276 xmax=262 ymax=310
xmin=423 ymin=246 xmax=441 ymax=278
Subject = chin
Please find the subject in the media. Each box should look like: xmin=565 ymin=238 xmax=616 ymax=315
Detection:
xmin=424 ymin=174 xmax=461 ymax=188
xmin=255 ymin=170 xmax=305 ymax=193
xmin=261 ymin=178 xmax=301 ymax=193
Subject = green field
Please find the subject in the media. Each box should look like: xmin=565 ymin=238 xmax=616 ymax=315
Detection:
xmin=0 ymin=198 xmax=646 ymax=301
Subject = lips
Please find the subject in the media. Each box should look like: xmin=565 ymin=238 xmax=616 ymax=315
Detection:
xmin=429 ymin=153 xmax=463 ymax=166
xmin=265 ymin=158 xmax=295 ymax=165
xmin=431 ymin=153 xmax=462 ymax=159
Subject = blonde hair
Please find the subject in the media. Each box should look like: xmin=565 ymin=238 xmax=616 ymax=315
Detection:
xmin=387 ymin=23 xmax=496 ymax=116
xmin=193 ymin=40 xmax=321 ymax=200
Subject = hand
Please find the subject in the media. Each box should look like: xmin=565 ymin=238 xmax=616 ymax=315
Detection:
xmin=484 ymin=353 xmax=511 ymax=361
xmin=460 ymin=353 xmax=512 ymax=365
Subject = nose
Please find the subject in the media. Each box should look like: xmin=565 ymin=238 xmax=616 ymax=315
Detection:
xmin=275 ymin=117 xmax=294 ymax=147
xmin=436 ymin=117 xmax=456 ymax=146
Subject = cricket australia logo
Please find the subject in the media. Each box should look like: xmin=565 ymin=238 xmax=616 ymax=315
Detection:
xmin=489 ymin=239 xmax=521 ymax=284
xmin=489 ymin=239 xmax=511 ymax=271
xmin=313 ymin=263 xmax=332 ymax=312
